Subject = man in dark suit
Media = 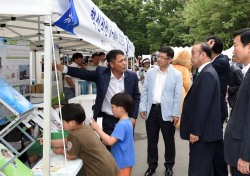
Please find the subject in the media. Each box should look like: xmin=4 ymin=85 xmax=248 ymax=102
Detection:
xmin=228 ymin=56 xmax=243 ymax=108
xmin=206 ymin=36 xmax=230 ymax=176
xmin=224 ymin=28 xmax=250 ymax=176
xmin=56 ymin=50 xmax=140 ymax=138
xmin=180 ymin=42 xmax=222 ymax=176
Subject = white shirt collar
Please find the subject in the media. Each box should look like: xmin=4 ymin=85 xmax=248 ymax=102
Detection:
xmin=157 ymin=65 xmax=171 ymax=74
xmin=242 ymin=63 xmax=250 ymax=77
xmin=110 ymin=70 xmax=125 ymax=80
xmin=198 ymin=62 xmax=210 ymax=73
xmin=71 ymin=62 xmax=79 ymax=67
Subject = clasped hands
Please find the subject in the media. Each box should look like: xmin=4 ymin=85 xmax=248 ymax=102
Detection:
xmin=190 ymin=133 xmax=199 ymax=144
xmin=237 ymin=158 xmax=250 ymax=175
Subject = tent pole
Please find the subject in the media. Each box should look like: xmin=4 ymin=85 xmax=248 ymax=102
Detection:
xmin=43 ymin=14 xmax=52 ymax=176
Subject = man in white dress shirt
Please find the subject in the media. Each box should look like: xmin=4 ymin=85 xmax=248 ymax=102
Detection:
xmin=63 ymin=53 xmax=84 ymax=103
xmin=140 ymin=46 xmax=183 ymax=176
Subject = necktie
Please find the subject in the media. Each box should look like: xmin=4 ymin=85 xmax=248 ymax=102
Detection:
xmin=195 ymin=69 xmax=199 ymax=77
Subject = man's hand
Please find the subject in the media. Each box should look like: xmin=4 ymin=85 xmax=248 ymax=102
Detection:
xmin=140 ymin=112 xmax=147 ymax=119
xmin=237 ymin=158 xmax=250 ymax=174
xmin=130 ymin=118 xmax=136 ymax=127
xmin=190 ymin=133 xmax=199 ymax=144
xmin=54 ymin=64 xmax=64 ymax=72
xmin=41 ymin=61 xmax=64 ymax=72
xmin=171 ymin=116 xmax=179 ymax=126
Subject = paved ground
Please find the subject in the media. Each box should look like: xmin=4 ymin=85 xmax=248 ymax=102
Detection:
xmin=132 ymin=117 xmax=189 ymax=176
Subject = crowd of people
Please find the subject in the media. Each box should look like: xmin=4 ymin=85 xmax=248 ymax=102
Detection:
xmin=49 ymin=28 xmax=250 ymax=176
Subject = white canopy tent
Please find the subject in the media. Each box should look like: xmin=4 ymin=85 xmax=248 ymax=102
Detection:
xmin=0 ymin=0 xmax=135 ymax=175
xmin=222 ymin=46 xmax=234 ymax=59
xmin=0 ymin=0 xmax=135 ymax=56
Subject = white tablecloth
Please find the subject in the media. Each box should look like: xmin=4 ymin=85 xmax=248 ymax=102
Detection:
xmin=32 ymin=152 xmax=83 ymax=176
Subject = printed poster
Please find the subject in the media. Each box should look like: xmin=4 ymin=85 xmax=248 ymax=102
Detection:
xmin=0 ymin=144 xmax=33 ymax=176
xmin=0 ymin=78 xmax=34 ymax=115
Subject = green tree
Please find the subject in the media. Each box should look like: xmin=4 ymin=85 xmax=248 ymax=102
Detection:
xmin=182 ymin=0 xmax=250 ymax=48
xmin=92 ymin=0 xmax=250 ymax=54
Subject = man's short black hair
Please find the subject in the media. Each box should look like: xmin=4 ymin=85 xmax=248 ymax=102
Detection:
xmin=106 ymin=50 xmax=125 ymax=64
xmin=92 ymin=53 xmax=99 ymax=58
xmin=196 ymin=42 xmax=212 ymax=58
xmin=72 ymin=53 xmax=83 ymax=61
xmin=205 ymin=36 xmax=223 ymax=54
xmin=99 ymin=52 xmax=105 ymax=56
xmin=158 ymin=46 xmax=174 ymax=58
xmin=111 ymin=92 xmax=133 ymax=114
xmin=61 ymin=103 xmax=86 ymax=124
xmin=233 ymin=28 xmax=250 ymax=47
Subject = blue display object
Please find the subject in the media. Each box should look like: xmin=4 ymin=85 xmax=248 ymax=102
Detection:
xmin=0 ymin=78 xmax=34 ymax=115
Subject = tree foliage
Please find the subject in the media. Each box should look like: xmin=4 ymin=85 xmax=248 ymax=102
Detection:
xmin=182 ymin=0 xmax=250 ymax=48
xmin=92 ymin=0 xmax=250 ymax=56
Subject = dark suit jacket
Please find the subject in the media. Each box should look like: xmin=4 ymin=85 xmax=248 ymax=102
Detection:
xmin=224 ymin=68 xmax=250 ymax=167
xmin=67 ymin=66 xmax=140 ymax=120
xmin=228 ymin=63 xmax=243 ymax=108
xmin=180 ymin=64 xmax=222 ymax=142
xmin=211 ymin=54 xmax=230 ymax=122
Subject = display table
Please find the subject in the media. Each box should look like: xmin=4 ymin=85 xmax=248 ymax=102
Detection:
xmin=32 ymin=152 xmax=83 ymax=176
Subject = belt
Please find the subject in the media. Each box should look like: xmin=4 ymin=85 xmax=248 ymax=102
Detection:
xmin=99 ymin=111 xmax=115 ymax=118
xmin=152 ymin=103 xmax=161 ymax=107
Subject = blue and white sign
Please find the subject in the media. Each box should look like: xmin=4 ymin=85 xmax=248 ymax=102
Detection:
xmin=54 ymin=0 xmax=135 ymax=57
xmin=54 ymin=0 xmax=79 ymax=35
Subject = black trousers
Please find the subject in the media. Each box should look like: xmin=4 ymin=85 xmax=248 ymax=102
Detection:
xmin=189 ymin=141 xmax=218 ymax=176
xmin=98 ymin=111 xmax=119 ymax=151
xmin=231 ymin=167 xmax=250 ymax=176
xmin=146 ymin=106 xmax=175 ymax=169
xmin=212 ymin=121 xmax=228 ymax=176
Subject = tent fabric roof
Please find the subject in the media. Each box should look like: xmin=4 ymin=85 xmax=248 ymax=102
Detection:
xmin=0 ymin=0 xmax=60 ymax=15
xmin=0 ymin=0 xmax=135 ymax=56
xmin=0 ymin=15 xmax=101 ymax=54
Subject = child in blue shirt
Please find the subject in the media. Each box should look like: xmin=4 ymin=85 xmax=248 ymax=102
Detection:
xmin=90 ymin=92 xmax=135 ymax=176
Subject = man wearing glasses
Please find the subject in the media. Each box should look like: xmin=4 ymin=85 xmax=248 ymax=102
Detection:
xmin=140 ymin=46 xmax=183 ymax=176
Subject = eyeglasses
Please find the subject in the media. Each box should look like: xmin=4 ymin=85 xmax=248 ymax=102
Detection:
xmin=156 ymin=55 xmax=172 ymax=60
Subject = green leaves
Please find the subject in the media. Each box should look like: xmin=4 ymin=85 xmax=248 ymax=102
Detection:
xmin=92 ymin=0 xmax=250 ymax=55
xmin=182 ymin=0 xmax=250 ymax=48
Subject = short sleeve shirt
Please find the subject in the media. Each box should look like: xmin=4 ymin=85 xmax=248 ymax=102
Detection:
xmin=66 ymin=125 xmax=119 ymax=176
xmin=64 ymin=62 xmax=79 ymax=88
xmin=111 ymin=118 xmax=135 ymax=169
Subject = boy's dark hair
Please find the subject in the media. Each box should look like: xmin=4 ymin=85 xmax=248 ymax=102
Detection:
xmin=158 ymin=46 xmax=174 ymax=58
xmin=233 ymin=28 xmax=250 ymax=46
xmin=61 ymin=104 xmax=86 ymax=124
xmin=111 ymin=92 xmax=133 ymax=114
xmin=205 ymin=36 xmax=223 ymax=54
xmin=72 ymin=53 xmax=83 ymax=61
xmin=106 ymin=49 xmax=124 ymax=64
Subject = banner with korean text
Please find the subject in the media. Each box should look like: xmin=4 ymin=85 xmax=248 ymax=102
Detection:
xmin=54 ymin=0 xmax=135 ymax=57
